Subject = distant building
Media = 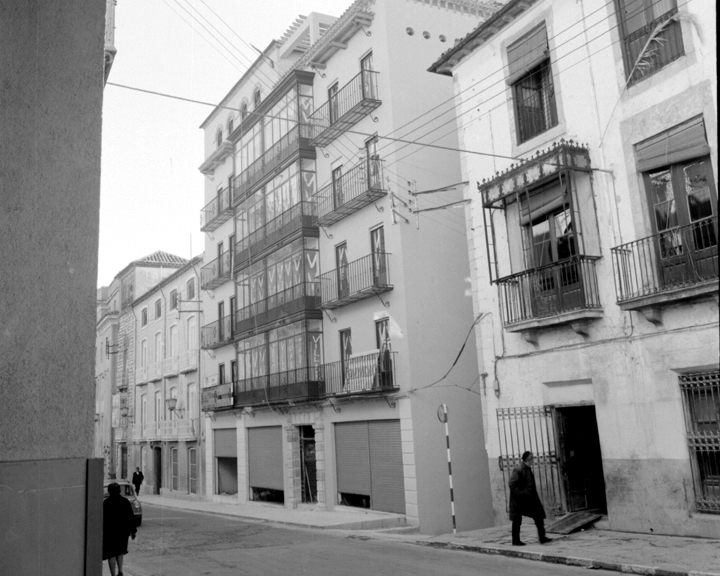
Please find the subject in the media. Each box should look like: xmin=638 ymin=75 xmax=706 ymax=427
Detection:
xmin=198 ymin=0 xmax=502 ymax=534
xmin=431 ymin=0 xmax=718 ymax=537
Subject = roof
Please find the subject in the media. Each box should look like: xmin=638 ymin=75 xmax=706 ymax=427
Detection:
xmin=132 ymin=254 xmax=204 ymax=306
xmin=114 ymin=250 xmax=188 ymax=281
xmin=428 ymin=0 xmax=538 ymax=76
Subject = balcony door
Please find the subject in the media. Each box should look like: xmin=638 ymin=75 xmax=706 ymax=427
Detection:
xmin=340 ymin=329 xmax=352 ymax=389
xmin=217 ymin=241 xmax=224 ymax=277
xmin=332 ymin=166 xmax=344 ymax=209
xmin=366 ymin=136 xmax=381 ymax=189
xmin=328 ymin=82 xmax=339 ymax=124
xmin=375 ymin=318 xmax=393 ymax=389
xmin=646 ymin=157 xmax=718 ymax=287
xmin=217 ymin=301 xmax=225 ymax=341
xmin=371 ymin=226 xmax=387 ymax=286
xmin=360 ymin=52 xmax=376 ymax=100
xmin=336 ymin=243 xmax=349 ymax=299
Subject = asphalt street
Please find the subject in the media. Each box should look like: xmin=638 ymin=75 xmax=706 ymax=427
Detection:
xmin=103 ymin=504 xmax=620 ymax=576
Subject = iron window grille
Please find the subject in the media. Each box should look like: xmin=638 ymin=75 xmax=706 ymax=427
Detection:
xmin=680 ymin=371 xmax=720 ymax=514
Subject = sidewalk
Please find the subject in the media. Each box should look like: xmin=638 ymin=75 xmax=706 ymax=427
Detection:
xmin=136 ymin=494 xmax=720 ymax=576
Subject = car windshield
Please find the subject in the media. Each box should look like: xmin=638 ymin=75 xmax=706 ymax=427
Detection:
xmin=104 ymin=484 xmax=135 ymax=498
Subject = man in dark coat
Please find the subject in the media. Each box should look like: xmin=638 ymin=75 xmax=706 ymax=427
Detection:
xmin=132 ymin=467 xmax=144 ymax=495
xmin=509 ymin=451 xmax=552 ymax=546
xmin=103 ymin=483 xmax=137 ymax=576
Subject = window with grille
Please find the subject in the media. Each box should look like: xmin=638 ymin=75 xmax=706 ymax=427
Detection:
xmin=680 ymin=371 xmax=720 ymax=514
xmin=507 ymin=23 xmax=558 ymax=144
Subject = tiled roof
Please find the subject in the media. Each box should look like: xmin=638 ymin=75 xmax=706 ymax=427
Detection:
xmin=132 ymin=250 xmax=188 ymax=267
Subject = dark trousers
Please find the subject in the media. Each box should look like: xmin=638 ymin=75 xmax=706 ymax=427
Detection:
xmin=134 ymin=484 xmax=141 ymax=495
xmin=511 ymin=516 xmax=545 ymax=543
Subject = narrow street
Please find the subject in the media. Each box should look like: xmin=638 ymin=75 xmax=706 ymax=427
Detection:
xmin=106 ymin=504 xmax=619 ymax=576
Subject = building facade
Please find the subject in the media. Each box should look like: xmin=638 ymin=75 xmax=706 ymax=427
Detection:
xmin=199 ymin=0 xmax=499 ymax=534
xmin=431 ymin=0 xmax=718 ymax=537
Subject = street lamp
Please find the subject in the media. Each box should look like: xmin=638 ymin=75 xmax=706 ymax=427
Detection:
xmin=166 ymin=397 xmax=185 ymax=418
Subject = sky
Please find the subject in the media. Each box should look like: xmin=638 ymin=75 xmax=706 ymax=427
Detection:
xmin=98 ymin=0 xmax=342 ymax=287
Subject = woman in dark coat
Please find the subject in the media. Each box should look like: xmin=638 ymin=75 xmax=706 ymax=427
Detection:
xmin=509 ymin=451 xmax=552 ymax=546
xmin=103 ymin=483 xmax=137 ymax=576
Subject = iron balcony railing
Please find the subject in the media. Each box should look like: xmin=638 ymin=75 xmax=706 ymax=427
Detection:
xmin=235 ymin=281 xmax=320 ymax=336
xmin=235 ymin=201 xmax=317 ymax=270
xmin=318 ymin=252 xmax=392 ymax=310
xmin=234 ymin=366 xmax=325 ymax=406
xmin=201 ymin=249 xmax=232 ymax=289
xmin=624 ymin=8 xmax=684 ymax=84
xmin=314 ymin=159 xmax=387 ymax=226
xmin=201 ymin=383 xmax=234 ymax=411
xmin=200 ymin=186 xmax=232 ymax=232
xmin=611 ymin=218 xmax=718 ymax=303
xmin=233 ymin=124 xmax=314 ymax=203
xmin=310 ymin=70 xmax=381 ymax=148
xmin=321 ymin=350 xmax=397 ymax=396
xmin=200 ymin=315 xmax=234 ymax=349
xmin=497 ymin=256 xmax=602 ymax=326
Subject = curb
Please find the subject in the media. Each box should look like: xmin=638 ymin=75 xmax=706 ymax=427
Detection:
xmin=415 ymin=541 xmax=719 ymax=576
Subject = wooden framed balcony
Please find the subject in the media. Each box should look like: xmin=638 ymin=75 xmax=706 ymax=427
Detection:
xmin=201 ymin=383 xmax=234 ymax=412
xmin=611 ymin=218 xmax=718 ymax=321
xmin=235 ymin=281 xmax=320 ymax=337
xmin=497 ymin=256 xmax=603 ymax=337
xmin=310 ymin=71 xmax=381 ymax=148
xmin=200 ymin=186 xmax=232 ymax=232
xmin=321 ymin=350 xmax=397 ymax=396
xmin=233 ymin=367 xmax=325 ymax=407
xmin=233 ymin=124 xmax=315 ymax=203
xmin=314 ymin=159 xmax=387 ymax=226
xmin=201 ymin=249 xmax=232 ymax=290
xmin=235 ymin=201 xmax=317 ymax=271
xmin=200 ymin=316 xmax=234 ymax=349
xmin=318 ymin=252 xmax=392 ymax=310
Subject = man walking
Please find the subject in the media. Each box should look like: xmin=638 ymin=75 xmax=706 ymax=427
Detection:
xmin=132 ymin=467 xmax=144 ymax=496
xmin=509 ymin=451 xmax=552 ymax=546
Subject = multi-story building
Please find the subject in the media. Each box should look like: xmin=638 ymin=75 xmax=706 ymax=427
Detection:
xmin=125 ymin=255 xmax=204 ymax=497
xmin=199 ymin=0 xmax=501 ymax=534
xmin=430 ymin=0 xmax=718 ymax=537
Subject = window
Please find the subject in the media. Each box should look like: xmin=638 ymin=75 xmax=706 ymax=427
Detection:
xmin=218 ymin=301 xmax=225 ymax=341
xmin=169 ymin=325 xmax=178 ymax=358
xmin=254 ymin=88 xmax=261 ymax=109
xmin=241 ymin=101 xmax=248 ymax=120
xmin=507 ymin=23 xmax=557 ymax=144
xmin=154 ymin=332 xmax=162 ymax=362
xmin=189 ymin=448 xmax=198 ymax=494
xmin=636 ymin=117 xmax=717 ymax=288
xmin=360 ymin=52 xmax=376 ymax=99
xmin=365 ymin=136 xmax=381 ymax=188
xmin=218 ymin=363 xmax=226 ymax=385
xmin=328 ymin=82 xmax=339 ymax=124
xmin=217 ymin=241 xmax=225 ymax=276
xmin=375 ymin=318 xmax=390 ymax=351
xmin=336 ymin=242 xmax=349 ymax=298
xmin=229 ymin=296 xmax=236 ymax=338
xmin=155 ymin=299 xmax=162 ymax=319
xmin=615 ymin=0 xmax=683 ymax=84
xmin=371 ymin=227 xmax=387 ymax=285
xmin=140 ymin=393 xmax=147 ymax=423
xmin=104 ymin=337 xmax=109 ymax=359
xmin=154 ymin=390 xmax=162 ymax=422
xmin=680 ymin=371 xmax=720 ymax=514
xmin=141 ymin=307 xmax=148 ymax=326
xmin=228 ymin=117 xmax=234 ymax=135
xmin=171 ymin=448 xmax=179 ymax=490
xmin=229 ymin=234 xmax=235 ymax=273
xmin=141 ymin=339 xmax=148 ymax=368
xmin=170 ymin=289 xmax=178 ymax=310
xmin=186 ymin=278 xmax=196 ymax=301
xmin=187 ymin=315 xmax=197 ymax=349
xmin=332 ymin=166 xmax=343 ymax=208
xmin=231 ymin=360 xmax=237 ymax=384
xmin=169 ymin=386 xmax=178 ymax=420
xmin=216 ymin=128 xmax=223 ymax=148
xmin=187 ymin=383 xmax=198 ymax=419
xmin=340 ymin=329 xmax=352 ymax=387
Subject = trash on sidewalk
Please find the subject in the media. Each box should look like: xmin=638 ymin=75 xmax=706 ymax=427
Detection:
xmin=546 ymin=511 xmax=602 ymax=535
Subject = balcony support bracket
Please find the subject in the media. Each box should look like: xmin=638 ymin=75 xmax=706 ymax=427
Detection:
xmin=384 ymin=396 xmax=396 ymax=409
xmin=639 ymin=306 xmax=663 ymax=326
xmin=204 ymin=412 xmax=216 ymax=422
xmin=521 ymin=330 xmax=539 ymax=346
xmin=376 ymin=293 xmax=390 ymax=308
xmin=313 ymin=403 xmax=324 ymax=413
xmin=233 ymin=410 xmax=243 ymax=420
xmin=320 ymin=148 xmax=330 ymax=159
xmin=319 ymin=224 xmax=333 ymax=240
xmin=326 ymin=399 xmax=341 ymax=413
xmin=374 ymin=202 xmax=384 ymax=212
xmin=570 ymin=320 xmax=592 ymax=337
xmin=323 ymin=308 xmax=338 ymax=323
xmin=371 ymin=114 xmax=379 ymax=123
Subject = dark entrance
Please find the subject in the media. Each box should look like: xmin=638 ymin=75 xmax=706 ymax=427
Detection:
xmin=153 ymin=446 xmax=162 ymax=495
xmin=120 ymin=445 xmax=128 ymax=480
xmin=556 ymin=405 xmax=607 ymax=512
xmin=299 ymin=425 xmax=317 ymax=503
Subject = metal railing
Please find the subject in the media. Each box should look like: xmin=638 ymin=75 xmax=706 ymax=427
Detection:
xmin=611 ymin=218 xmax=718 ymax=302
xmin=235 ymin=281 xmax=320 ymax=336
xmin=200 ymin=187 xmax=232 ymax=232
xmin=497 ymin=256 xmax=601 ymax=325
xmin=624 ymin=8 xmax=684 ymax=84
xmin=235 ymin=201 xmax=316 ymax=268
xmin=233 ymin=124 xmax=314 ymax=201
xmin=680 ymin=371 xmax=720 ymax=514
xmin=201 ymin=249 xmax=232 ymax=289
xmin=234 ymin=366 xmax=325 ymax=406
xmin=201 ymin=383 xmax=234 ymax=411
xmin=321 ymin=350 xmax=397 ymax=396
xmin=318 ymin=253 xmax=392 ymax=309
xmin=309 ymin=71 xmax=380 ymax=147
xmin=200 ymin=316 xmax=234 ymax=349
xmin=314 ymin=159 xmax=385 ymax=226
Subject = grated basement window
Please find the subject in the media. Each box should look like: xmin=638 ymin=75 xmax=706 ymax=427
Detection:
xmin=680 ymin=371 xmax=720 ymax=514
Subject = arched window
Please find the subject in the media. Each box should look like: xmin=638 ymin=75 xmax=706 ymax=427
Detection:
xmin=228 ymin=117 xmax=234 ymax=134
xmin=253 ymin=88 xmax=261 ymax=109
xmin=241 ymin=102 xmax=248 ymax=120
xmin=216 ymin=128 xmax=223 ymax=147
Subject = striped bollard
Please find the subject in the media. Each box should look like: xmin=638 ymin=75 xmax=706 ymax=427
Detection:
xmin=438 ymin=403 xmax=456 ymax=534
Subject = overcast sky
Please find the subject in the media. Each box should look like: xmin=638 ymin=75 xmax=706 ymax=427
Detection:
xmin=98 ymin=0 xmax=342 ymax=287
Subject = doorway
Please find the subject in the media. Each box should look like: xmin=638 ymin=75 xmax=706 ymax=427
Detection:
xmin=556 ymin=405 xmax=606 ymax=512
xmin=299 ymin=425 xmax=317 ymax=503
xmin=154 ymin=446 xmax=162 ymax=494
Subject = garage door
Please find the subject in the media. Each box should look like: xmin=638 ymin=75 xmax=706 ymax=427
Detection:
xmin=248 ymin=426 xmax=284 ymax=491
xmin=335 ymin=420 xmax=405 ymax=514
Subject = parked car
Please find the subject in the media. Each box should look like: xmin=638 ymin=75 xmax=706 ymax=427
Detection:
xmin=103 ymin=479 xmax=142 ymax=526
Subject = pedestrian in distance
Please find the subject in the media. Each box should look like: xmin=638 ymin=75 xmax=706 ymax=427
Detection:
xmin=132 ymin=466 xmax=144 ymax=495
xmin=103 ymin=482 xmax=137 ymax=576
xmin=509 ymin=451 xmax=552 ymax=546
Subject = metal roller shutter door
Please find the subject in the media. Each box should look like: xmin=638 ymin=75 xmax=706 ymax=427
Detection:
xmin=335 ymin=422 xmax=371 ymax=496
xmin=214 ymin=429 xmax=237 ymax=458
xmin=247 ymin=426 xmax=284 ymax=491
xmin=369 ymin=420 xmax=405 ymax=514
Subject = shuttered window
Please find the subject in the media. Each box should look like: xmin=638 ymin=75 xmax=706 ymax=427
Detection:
xmin=335 ymin=422 xmax=371 ymax=496
xmin=248 ymin=426 xmax=284 ymax=491
xmin=636 ymin=116 xmax=710 ymax=172
xmin=214 ymin=429 xmax=237 ymax=458
xmin=507 ymin=24 xmax=549 ymax=85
